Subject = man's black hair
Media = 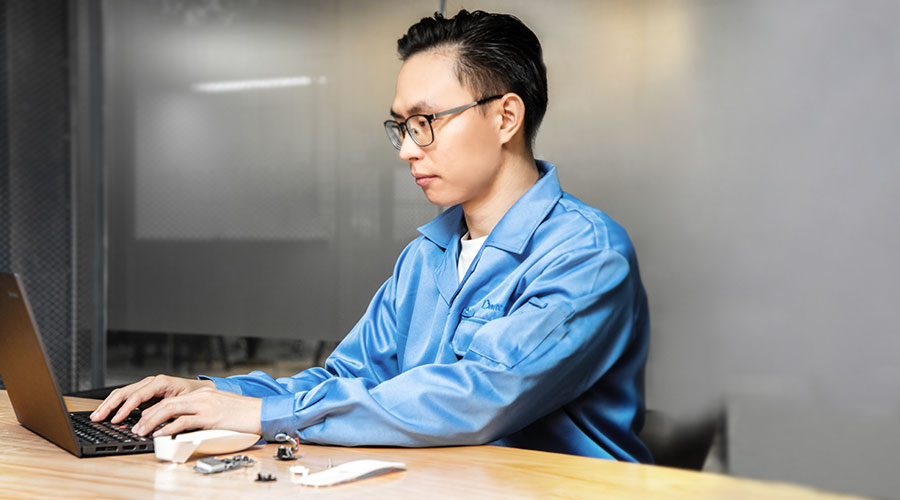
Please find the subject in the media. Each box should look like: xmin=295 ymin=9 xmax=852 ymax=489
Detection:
xmin=397 ymin=10 xmax=548 ymax=149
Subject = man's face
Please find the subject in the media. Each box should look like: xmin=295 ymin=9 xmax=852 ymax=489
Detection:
xmin=390 ymin=50 xmax=504 ymax=208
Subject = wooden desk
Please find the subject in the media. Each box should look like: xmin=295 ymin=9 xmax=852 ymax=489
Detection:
xmin=0 ymin=390 xmax=864 ymax=499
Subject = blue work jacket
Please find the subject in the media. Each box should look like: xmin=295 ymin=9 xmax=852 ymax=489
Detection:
xmin=204 ymin=161 xmax=652 ymax=462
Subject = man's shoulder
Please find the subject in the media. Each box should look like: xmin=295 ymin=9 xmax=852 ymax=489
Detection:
xmin=541 ymin=192 xmax=635 ymax=257
xmin=395 ymin=233 xmax=433 ymax=262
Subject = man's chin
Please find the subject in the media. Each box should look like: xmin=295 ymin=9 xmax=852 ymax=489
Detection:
xmin=421 ymin=190 xmax=458 ymax=208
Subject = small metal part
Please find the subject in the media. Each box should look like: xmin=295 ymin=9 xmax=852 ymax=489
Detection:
xmin=193 ymin=454 xmax=256 ymax=475
xmin=275 ymin=446 xmax=296 ymax=461
xmin=273 ymin=432 xmax=300 ymax=461
xmin=255 ymin=473 xmax=277 ymax=482
xmin=194 ymin=458 xmax=228 ymax=474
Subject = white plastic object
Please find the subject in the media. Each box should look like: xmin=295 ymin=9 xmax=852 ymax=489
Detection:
xmin=153 ymin=430 xmax=261 ymax=463
xmin=289 ymin=465 xmax=310 ymax=476
xmin=295 ymin=460 xmax=406 ymax=487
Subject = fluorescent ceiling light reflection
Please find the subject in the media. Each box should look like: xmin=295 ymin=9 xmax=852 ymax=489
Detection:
xmin=192 ymin=75 xmax=328 ymax=93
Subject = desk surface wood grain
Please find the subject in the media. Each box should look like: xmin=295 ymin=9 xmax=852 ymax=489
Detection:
xmin=0 ymin=390 xmax=867 ymax=499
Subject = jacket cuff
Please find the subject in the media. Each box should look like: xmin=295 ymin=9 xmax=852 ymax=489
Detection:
xmin=261 ymin=394 xmax=298 ymax=441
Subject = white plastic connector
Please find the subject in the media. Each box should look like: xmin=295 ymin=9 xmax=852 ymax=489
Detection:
xmin=295 ymin=460 xmax=406 ymax=487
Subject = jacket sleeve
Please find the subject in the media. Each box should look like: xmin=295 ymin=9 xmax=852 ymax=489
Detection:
xmin=246 ymin=247 xmax=642 ymax=446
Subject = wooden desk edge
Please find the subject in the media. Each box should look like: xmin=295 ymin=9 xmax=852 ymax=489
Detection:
xmin=0 ymin=391 xmax=874 ymax=500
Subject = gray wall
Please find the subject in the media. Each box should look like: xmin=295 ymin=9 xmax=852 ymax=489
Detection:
xmin=451 ymin=0 xmax=900 ymax=498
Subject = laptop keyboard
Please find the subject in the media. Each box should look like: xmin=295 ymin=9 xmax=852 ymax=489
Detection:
xmin=70 ymin=412 xmax=152 ymax=445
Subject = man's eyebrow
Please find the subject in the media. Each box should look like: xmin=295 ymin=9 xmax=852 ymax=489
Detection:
xmin=389 ymin=100 xmax=434 ymax=119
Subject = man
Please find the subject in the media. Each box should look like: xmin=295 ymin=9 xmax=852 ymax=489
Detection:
xmin=92 ymin=10 xmax=652 ymax=463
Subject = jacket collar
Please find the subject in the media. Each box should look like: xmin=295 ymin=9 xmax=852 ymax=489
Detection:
xmin=417 ymin=160 xmax=563 ymax=254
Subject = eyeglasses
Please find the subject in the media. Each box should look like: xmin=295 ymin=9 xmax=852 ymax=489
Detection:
xmin=383 ymin=95 xmax=503 ymax=150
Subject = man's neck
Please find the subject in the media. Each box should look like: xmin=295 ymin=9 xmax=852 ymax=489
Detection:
xmin=462 ymin=154 xmax=540 ymax=239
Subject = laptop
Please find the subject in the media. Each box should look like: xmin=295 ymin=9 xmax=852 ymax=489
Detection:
xmin=0 ymin=272 xmax=154 ymax=457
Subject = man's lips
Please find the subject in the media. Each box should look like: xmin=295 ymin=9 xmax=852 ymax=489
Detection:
xmin=413 ymin=173 xmax=437 ymax=187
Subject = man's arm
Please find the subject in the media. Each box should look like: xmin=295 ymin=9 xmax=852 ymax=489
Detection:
xmin=257 ymin=248 xmax=641 ymax=446
xmin=93 ymin=275 xmax=401 ymax=436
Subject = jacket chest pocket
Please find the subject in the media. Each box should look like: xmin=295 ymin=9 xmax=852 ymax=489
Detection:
xmin=449 ymin=296 xmax=568 ymax=368
xmin=450 ymin=316 xmax=488 ymax=358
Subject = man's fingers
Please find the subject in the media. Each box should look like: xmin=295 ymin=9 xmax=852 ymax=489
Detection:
xmin=89 ymin=390 xmax=119 ymax=422
xmin=111 ymin=393 xmax=146 ymax=423
xmin=90 ymin=377 xmax=153 ymax=422
xmin=110 ymin=380 xmax=162 ymax=423
xmin=113 ymin=383 xmax=169 ymax=423
xmin=150 ymin=415 xmax=200 ymax=438
xmin=132 ymin=397 xmax=192 ymax=436
xmin=91 ymin=387 xmax=128 ymax=421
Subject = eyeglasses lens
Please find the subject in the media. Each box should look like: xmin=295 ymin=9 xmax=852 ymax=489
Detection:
xmin=407 ymin=116 xmax=432 ymax=147
xmin=385 ymin=122 xmax=403 ymax=149
xmin=385 ymin=116 xmax=434 ymax=150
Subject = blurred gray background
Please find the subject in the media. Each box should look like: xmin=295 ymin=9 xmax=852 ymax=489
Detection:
xmin=467 ymin=1 xmax=899 ymax=498
xmin=2 ymin=1 xmax=898 ymax=498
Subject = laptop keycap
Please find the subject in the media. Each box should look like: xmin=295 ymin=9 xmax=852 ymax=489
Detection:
xmin=70 ymin=412 xmax=150 ymax=445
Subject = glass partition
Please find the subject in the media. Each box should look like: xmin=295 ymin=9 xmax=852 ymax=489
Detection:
xmin=104 ymin=0 xmax=440 ymax=358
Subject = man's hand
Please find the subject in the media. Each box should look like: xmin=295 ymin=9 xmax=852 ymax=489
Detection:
xmin=90 ymin=374 xmax=215 ymax=424
xmin=131 ymin=387 xmax=263 ymax=437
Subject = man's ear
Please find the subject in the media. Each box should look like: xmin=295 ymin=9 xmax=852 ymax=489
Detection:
xmin=496 ymin=93 xmax=526 ymax=146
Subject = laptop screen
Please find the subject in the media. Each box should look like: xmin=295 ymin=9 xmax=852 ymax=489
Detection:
xmin=0 ymin=272 xmax=81 ymax=456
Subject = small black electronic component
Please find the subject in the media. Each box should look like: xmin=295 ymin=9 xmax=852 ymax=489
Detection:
xmin=193 ymin=454 xmax=255 ymax=474
xmin=255 ymin=473 xmax=277 ymax=482
xmin=273 ymin=432 xmax=300 ymax=461
xmin=275 ymin=446 xmax=296 ymax=461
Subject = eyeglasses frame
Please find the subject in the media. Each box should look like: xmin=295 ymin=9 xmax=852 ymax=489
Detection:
xmin=384 ymin=94 xmax=504 ymax=150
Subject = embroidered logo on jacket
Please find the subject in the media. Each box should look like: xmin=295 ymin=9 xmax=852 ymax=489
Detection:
xmin=481 ymin=299 xmax=503 ymax=312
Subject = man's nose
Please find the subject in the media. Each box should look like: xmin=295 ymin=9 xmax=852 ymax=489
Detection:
xmin=398 ymin=132 xmax=423 ymax=162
